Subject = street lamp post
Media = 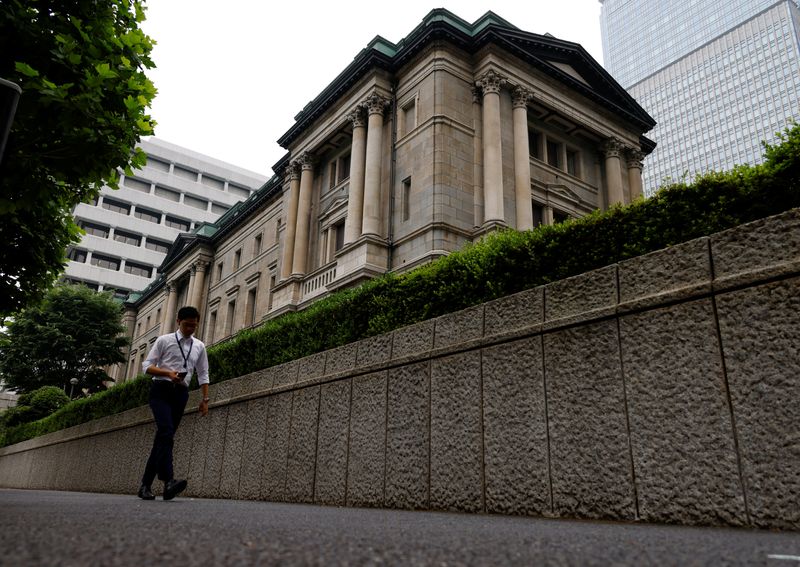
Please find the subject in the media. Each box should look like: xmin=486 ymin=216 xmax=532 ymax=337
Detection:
xmin=69 ymin=377 xmax=78 ymax=399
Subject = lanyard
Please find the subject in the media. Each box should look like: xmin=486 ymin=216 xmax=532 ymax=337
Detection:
xmin=175 ymin=332 xmax=193 ymax=370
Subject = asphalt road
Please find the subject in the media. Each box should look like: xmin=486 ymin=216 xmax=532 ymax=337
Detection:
xmin=1 ymin=489 xmax=798 ymax=566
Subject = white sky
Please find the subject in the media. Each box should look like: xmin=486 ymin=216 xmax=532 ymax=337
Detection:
xmin=140 ymin=1 xmax=605 ymax=177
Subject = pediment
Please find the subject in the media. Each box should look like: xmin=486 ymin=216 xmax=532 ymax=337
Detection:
xmin=546 ymin=183 xmax=582 ymax=205
xmin=546 ymin=61 xmax=591 ymax=87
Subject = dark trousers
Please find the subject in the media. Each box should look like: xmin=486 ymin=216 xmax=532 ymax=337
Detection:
xmin=141 ymin=380 xmax=189 ymax=487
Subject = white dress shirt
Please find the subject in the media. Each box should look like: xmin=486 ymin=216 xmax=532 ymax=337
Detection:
xmin=142 ymin=329 xmax=210 ymax=387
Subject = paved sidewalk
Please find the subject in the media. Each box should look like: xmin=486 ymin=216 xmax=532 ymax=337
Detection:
xmin=1 ymin=489 xmax=798 ymax=566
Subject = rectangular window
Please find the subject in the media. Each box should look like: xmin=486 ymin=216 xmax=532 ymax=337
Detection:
xmin=134 ymin=208 xmax=161 ymax=224
xmin=275 ymin=218 xmax=281 ymax=243
xmin=207 ymin=311 xmax=217 ymax=344
xmin=253 ymin=233 xmax=262 ymax=256
xmin=67 ymin=248 xmax=87 ymax=263
xmin=148 ymin=157 xmax=171 ymax=173
xmin=124 ymin=262 xmax=152 ymax=278
xmin=328 ymin=161 xmax=337 ymax=189
xmin=334 ymin=220 xmax=345 ymax=252
xmin=216 ymin=262 xmax=223 ymax=282
xmin=553 ymin=210 xmax=570 ymax=224
xmin=402 ymin=99 xmax=416 ymax=136
xmin=201 ymin=175 xmax=224 ymax=190
xmin=173 ymin=165 xmax=197 ymax=181
xmin=338 ymin=155 xmax=350 ymax=183
xmin=183 ymin=195 xmax=207 ymax=210
xmin=245 ymin=288 xmax=257 ymax=327
xmin=547 ymin=140 xmax=561 ymax=168
xmin=566 ymin=149 xmax=579 ymax=176
xmin=114 ymin=230 xmax=141 ymax=247
xmin=82 ymin=222 xmax=110 ymax=238
xmin=532 ymin=204 xmax=544 ymax=227
xmin=226 ymin=300 xmax=236 ymax=336
xmin=165 ymin=216 xmax=190 ymax=231
xmin=101 ymin=198 xmax=130 ymax=215
xmin=124 ymin=177 xmax=151 ymax=193
xmin=228 ymin=184 xmax=249 ymax=199
xmin=90 ymin=254 xmax=120 ymax=271
xmin=529 ymin=130 xmax=542 ymax=160
xmin=145 ymin=238 xmax=170 ymax=254
xmin=211 ymin=203 xmax=229 ymax=215
xmin=234 ymin=249 xmax=241 ymax=270
xmin=267 ymin=275 xmax=276 ymax=311
xmin=154 ymin=185 xmax=180 ymax=202
xmin=402 ymin=177 xmax=411 ymax=221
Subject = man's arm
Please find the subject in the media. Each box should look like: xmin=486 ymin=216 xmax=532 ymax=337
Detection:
xmin=197 ymin=346 xmax=210 ymax=416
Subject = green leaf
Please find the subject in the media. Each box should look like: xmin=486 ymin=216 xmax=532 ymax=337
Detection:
xmin=15 ymin=62 xmax=39 ymax=77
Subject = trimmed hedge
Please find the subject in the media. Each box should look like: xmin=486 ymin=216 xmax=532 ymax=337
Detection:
xmin=2 ymin=123 xmax=799 ymax=447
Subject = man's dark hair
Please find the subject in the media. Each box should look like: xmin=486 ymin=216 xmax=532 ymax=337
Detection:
xmin=177 ymin=306 xmax=200 ymax=321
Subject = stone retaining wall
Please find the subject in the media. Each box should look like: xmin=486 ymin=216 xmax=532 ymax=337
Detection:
xmin=2 ymin=210 xmax=799 ymax=530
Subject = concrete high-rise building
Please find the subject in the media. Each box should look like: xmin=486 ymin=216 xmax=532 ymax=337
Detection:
xmin=600 ymin=0 xmax=800 ymax=193
xmin=65 ymin=138 xmax=268 ymax=298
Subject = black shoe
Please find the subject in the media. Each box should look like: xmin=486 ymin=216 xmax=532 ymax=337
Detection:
xmin=163 ymin=478 xmax=187 ymax=501
xmin=137 ymin=485 xmax=155 ymax=500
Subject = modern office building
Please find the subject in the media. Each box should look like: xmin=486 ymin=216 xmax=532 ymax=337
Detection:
xmin=600 ymin=0 xmax=800 ymax=193
xmin=65 ymin=138 xmax=268 ymax=298
xmin=117 ymin=8 xmax=656 ymax=382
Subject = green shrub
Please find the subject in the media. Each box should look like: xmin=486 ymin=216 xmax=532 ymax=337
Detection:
xmin=3 ymin=123 xmax=799 ymax=447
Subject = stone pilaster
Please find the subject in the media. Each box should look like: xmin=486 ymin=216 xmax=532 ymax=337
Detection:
xmin=476 ymin=70 xmax=507 ymax=225
xmin=281 ymin=162 xmax=301 ymax=279
xmin=362 ymin=92 xmax=389 ymax=237
xmin=345 ymin=107 xmax=367 ymax=244
xmin=512 ymin=85 xmax=533 ymax=231
xmin=292 ymin=152 xmax=316 ymax=276
xmin=162 ymin=282 xmax=178 ymax=332
xmin=603 ymin=138 xmax=625 ymax=207
xmin=626 ymin=149 xmax=645 ymax=201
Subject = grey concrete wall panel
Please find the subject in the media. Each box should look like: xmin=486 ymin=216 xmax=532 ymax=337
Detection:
xmin=324 ymin=343 xmax=358 ymax=376
xmin=187 ymin=412 xmax=210 ymax=497
xmin=200 ymin=406 xmax=229 ymax=498
xmin=716 ymin=278 xmax=800 ymax=529
xmin=219 ymin=401 xmax=248 ymax=499
xmin=261 ymin=392 xmax=292 ymax=502
xmin=434 ymin=305 xmax=484 ymax=349
xmin=107 ymin=429 xmax=131 ymax=494
xmin=210 ymin=379 xmax=235 ymax=404
xmin=618 ymin=238 xmax=711 ymax=311
xmin=430 ymin=351 xmax=483 ymax=512
xmin=482 ymin=337 xmax=550 ymax=515
xmin=545 ymin=320 xmax=635 ymax=520
xmin=544 ymin=265 xmax=618 ymax=328
xmin=347 ymin=372 xmax=388 ymax=507
xmin=296 ymin=353 xmax=326 ymax=387
xmin=314 ymin=379 xmax=351 ymax=505
xmin=712 ymin=209 xmax=800 ymax=289
xmin=386 ymin=361 xmax=430 ymax=510
xmin=271 ymin=360 xmax=299 ymax=389
xmin=392 ymin=320 xmax=434 ymax=361
xmin=238 ymin=397 xmax=270 ymax=500
xmin=484 ymin=287 xmax=544 ymax=338
xmin=356 ymin=333 xmax=393 ymax=367
xmin=172 ymin=412 xmax=194 ymax=481
xmin=621 ymin=300 xmax=747 ymax=526
xmin=92 ymin=433 xmax=116 ymax=493
xmin=286 ymin=386 xmax=320 ymax=503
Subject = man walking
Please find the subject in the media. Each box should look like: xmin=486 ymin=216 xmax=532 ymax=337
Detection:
xmin=138 ymin=306 xmax=210 ymax=501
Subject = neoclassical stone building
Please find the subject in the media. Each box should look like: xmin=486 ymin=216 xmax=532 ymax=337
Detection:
xmin=118 ymin=9 xmax=655 ymax=382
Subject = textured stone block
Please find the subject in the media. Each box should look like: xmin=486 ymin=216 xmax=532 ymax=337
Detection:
xmin=392 ymin=320 xmax=434 ymax=361
xmin=545 ymin=320 xmax=635 ymax=520
xmin=430 ymin=351 xmax=483 ymax=512
xmin=271 ymin=360 xmax=299 ymax=389
xmin=347 ymin=372 xmax=388 ymax=507
xmin=219 ymin=402 xmax=248 ymax=499
xmin=544 ymin=265 xmax=617 ymax=328
xmin=324 ymin=343 xmax=358 ymax=376
xmin=261 ymin=392 xmax=292 ymax=502
xmin=621 ymin=299 xmax=747 ymax=526
xmin=483 ymin=287 xmax=544 ymax=338
xmin=210 ymin=379 xmax=236 ymax=404
xmin=296 ymin=352 xmax=326 ymax=386
xmin=716 ymin=277 xmax=800 ymax=529
xmin=434 ymin=305 xmax=484 ymax=349
xmin=286 ymin=386 xmax=320 ymax=503
xmin=618 ymin=237 xmax=712 ymax=311
xmin=172 ymin=412 xmax=194 ymax=481
xmin=201 ymin=405 xmax=229 ymax=498
xmin=482 ymin=337 xmax=550 ymax=515
xmin=187 ymin=412 xmax=209 ymax=497
xmin=712 ymin=209 xmax=800 ymax=289
xmin=356 ymin=333 xmax=393 ymax=367
xmin=314 ymin=380 xmax=351 ymax=505
xmin=386 ymin=361 xmax=430 ymax=510
xmin=238 ymin=397 xmax=270 ymax=500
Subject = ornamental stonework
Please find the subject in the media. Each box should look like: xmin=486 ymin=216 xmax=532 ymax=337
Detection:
xmin=511 ymin=85 xmax=532 ymax=108
xmin=347 ymin=107 xmax=366 ymax=128
xmin=297 ymin=151 xmax=316 ymax=170
xmin=363 ymin=92 xmax=390 ymax=115
xmin=626 ymin=149 xmax=645 ymax=170
xmin=602 ymin=138 xmax=624 ymax=159
xmin=476 ymin=69 xmax=507 ymax=95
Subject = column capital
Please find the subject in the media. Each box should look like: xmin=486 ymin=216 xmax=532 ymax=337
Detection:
xmin=347 ymin=106 xmax=367 ymax=128
xmin=511 ymin=85 xmax=532 ymax=108
xmin=602 ymin=138 xmax=624 ymax=159
xmin=626 ymin=149 xmax=645 ymax=170
xmin=362 ymin=92 xmax=390 ymax=116
xmin=165 ymin=281 xmax=176 ymax=294
xmin=296 ymin=151 xmax=316 ymax=171
xmin=192 ymin=260 xmax=210 ymax=273
xmin=284 ymin=161 xmax=301 ymax=181
xmin=476 ymin=69 xmax=507 ymax=96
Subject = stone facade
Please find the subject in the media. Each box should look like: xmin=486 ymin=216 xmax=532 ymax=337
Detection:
xmin=120 ymin=9 xmax=655 ymax=380
xmin=3 ymin=209 xmax=798 ymax=530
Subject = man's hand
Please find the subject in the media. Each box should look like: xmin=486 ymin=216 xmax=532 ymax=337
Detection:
xmin=199 ymin=399 xmax=209 ymax=416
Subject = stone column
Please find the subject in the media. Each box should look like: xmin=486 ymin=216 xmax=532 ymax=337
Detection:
xmin=280 ymin=162 xmax=301 ymax=279
xmin=512 ymin=85 xmax=533 ymax=231
xmin=472 ymin=87 xmax=484 ymax=227
xmin=344 ymin=107 xmax=367 ymax=244
xmin=362 ymin=92 xmax=388 ymax=237
xmin=186 ymin=265 xmax=197 ymax=309
xmin=161 ymin=282 xmax=178 ymax=332
xmin=626 ymin=149 xmax=645 ymax=201
xmin=477 ymin=70 xmax=506 ymax=224
xmin=603 ymin=138 xmax=625 ymax=207
xmin=292 ymin=152 xmax=316 ymax=276
xmin=190 ymin=261 xmax=208 ymax=309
